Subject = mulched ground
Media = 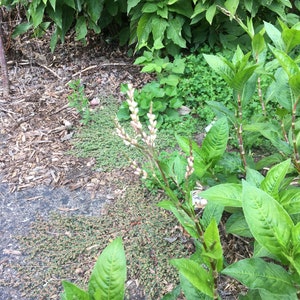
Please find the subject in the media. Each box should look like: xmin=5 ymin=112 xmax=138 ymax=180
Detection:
xmin=0 ymin=24 xmax=252 ymax=299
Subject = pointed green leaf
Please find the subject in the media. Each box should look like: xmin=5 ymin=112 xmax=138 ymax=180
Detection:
xmin=203 ymin=54 xmax=235 ymax=85
xmin=179 ymin=274 xmax=211 ymax=300
xmin=199 ymin=117 xmax=229 ymax=163
xmin=170 ymin=259 xmax=214 ymax=298
xmin=280 ymin=189 xmax=300 ymax=214
xmin=224 ymin=0 xmax=239 ymax=16
xmin=88 ymin=237 xmax=126 ymax=300
xmin=289 ymin=72 xmax=300 ymax=98
xmin=205 ymin=4 xmax=216 ymax=25
xmin=264 ymin=21 xmax=285 ymax=51
xmin=12 ymin=23 xmax=32 ymax=38
xmin=282 ymin=27 xmax=300 ymax=53
xmin=75 ymin=16 xmax=87 ymax=41
xmin=207 ymin=101 xmax=237 ymax=125
xmin=200 ymin=183 xmax=242 ymax=207
xmin=246 ymin=167 xmax=264 ymax=187
xmin=201 ymin=201 xmax=224 ymax=229
xmin=166 ymin=16 xmax=186 ymax=48
xmin=270 ymin=45 xmax=300 ymax=77
xmin=226 ymin=211 xmax=253 ymax=237
xmin=222 ymin=258 xmax=297 ymax=295
xmin=252 ymin=32 xmax=266 ymax=55
xmin=260 ymin=159 xmax=291 ymax=200
xmin=203 ymin=219 xmax=223 ymax=271
xmin=61 ymin=281 xmax=90 ymax=300
xmin=242 ymin=181 xmax=293 ymax=261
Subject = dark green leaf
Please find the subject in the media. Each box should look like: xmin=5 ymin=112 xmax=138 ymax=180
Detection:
xmin=226 ymin=211 xmax=253 ymax=237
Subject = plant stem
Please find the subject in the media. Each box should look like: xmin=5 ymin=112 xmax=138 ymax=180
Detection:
xmin=255 ymin=54 xmax=266 ymax=117
xmin=237 ymin=93 xmax=247 ymax=169
xmin=292 ymin=99 xmax=300 ymax=172
xmin=0 ymin=8 xmax=9 ymax=97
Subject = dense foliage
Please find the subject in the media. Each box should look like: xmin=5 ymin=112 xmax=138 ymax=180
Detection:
xmin=1 ymin=0 xmax=299 ymax=53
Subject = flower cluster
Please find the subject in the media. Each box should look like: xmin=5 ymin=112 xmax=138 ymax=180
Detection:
xmin=185 ymin=153 xmax=194 ymax=179
xmin=131 ymin=160 xmax=148 ymax=179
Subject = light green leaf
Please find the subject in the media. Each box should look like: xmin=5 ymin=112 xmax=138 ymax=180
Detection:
xmin=61 ymin=281 xmax=90 ymax=300
xmin=282 ymin=27 xmax=300 ymax=53
xmin=264 ymin=21 xmax=285 ymax=51
xmin=222 ymin=258 xmax=297 ymax=295
xmin=127 ymin=0 xmax=141 ymax=14
xmin=207 ymin=101 xmax=237 ymax=125
xmin=280 ymin=189 xmax=300 ymax=214
xmin=242 ymin=181 xmax=294 ymax=261
xmin=270 ymin=45 xmax=300 ymax=77
xmin=260 ymin=159 xmax=291 ymax=200
xmin=191 ymin=2 xmax=206 ymax=18
xmin=203 ymin=54 xmax=235 ymax=85
xmin=136 ymin=14 xmax=153 ymax=46
xmin=289 ymin=72 xmax=300 ymax=98
xmin=179 ymin=274 xmax=211 ymax=300
xmin=199 ymin=117 xmax=229 ymax=163
xmin=246 ymin=167 xmax=264 ymax=187
xmin=226 ymin=211 xmax=252 ymax=237
xmin=203 ymin=219 xmax=223 ymax=270
xmin=200 ymin=183 xmax=242 ymax=207
xmin=170 ymin=259 xmax=214 ymax=298
xmin=166 ymin=16 xmax=186 ymax=48
xmin=224 ymin=0 xmax=239 ymax=16
xmin=201 ymin=201 xmax=224 ymax=229
xmin=205 ymin=4 xmax=216 ymax=25
xmin=253 ymin=241 xmax=280 ymax=261
xmin=88 ymin=237 xmax=126 ymax=300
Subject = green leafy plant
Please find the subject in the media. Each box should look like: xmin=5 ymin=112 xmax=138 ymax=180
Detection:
xmin=116 ymin=83 xmax=300 ymax=299
xmin=68 ymin=79 xmax=91 ymax=125
xmin=202 ymin=19 xmax=300 ymax=173
xmin=61 ymin=237 xmax=126 ymax=300
xmin=200 ymin=159 xmax=300 ymax=299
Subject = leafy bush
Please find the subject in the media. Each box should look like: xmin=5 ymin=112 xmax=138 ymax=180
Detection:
xmin=116 ymin=73 xmax=300 ymax=300
xmin=11 ymin=0 xmax=128 ymax=51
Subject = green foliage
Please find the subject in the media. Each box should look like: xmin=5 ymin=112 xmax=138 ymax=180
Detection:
xmin=61 ymin=237 xmax=126 ymax=300
xmin=67 ymin=79 xmax=91 ymax=125
xmin=11 ymin=0 xmax=128 ymax=51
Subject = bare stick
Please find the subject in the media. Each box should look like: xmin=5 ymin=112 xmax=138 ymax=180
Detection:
xmin=0 ymin=9 xmax=9 ymax=97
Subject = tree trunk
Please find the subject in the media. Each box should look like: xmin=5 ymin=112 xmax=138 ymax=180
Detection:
xmin=0 ymin=8 xmax=9 ymax=97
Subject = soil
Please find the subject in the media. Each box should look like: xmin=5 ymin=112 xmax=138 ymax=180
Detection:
xmin=0 ymin=26 xmax=251 ymax=299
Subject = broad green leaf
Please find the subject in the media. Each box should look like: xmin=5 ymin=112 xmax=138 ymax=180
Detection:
xmin=242 ymin=181 xmax=293 ymax=261
xmin=203 ymin=219 xmax=223 ymax=271
xmin=259 ymin=289 xmax=297 ymax=300
xmin=137 ymin=14 xmax=153 ymax=46
xmin=201 ymin=201 xmax=224 ymax=229
xmin=61 ymin=281 xmax=90 ymax=300
xmin=157 ymin=200 xmax=177 ymax=211
xmin=166 ymin=16 xmax=186 ymax=48
xmin=222 ymin=258 xmax=297 ymax=295
xmin=170 ymin=259 xmax=214 ymax=298
xmin=279 ymin=189 xmax=300 ymax=214
xmin=224 ymin=0 xmax=239 ymax=16
xmin=168 ymin=0 xmax=194 ymax=18
xmin=200 ymin=183 xmax=242 ymax=207
xmin=260 ymin=159 xmax=291 ymax=200
xmin=252 ymin=32 xmax=266 ymax=55
xmin=205 ymin=4 xmax=216 ymax=25
xmin=199 ymin=117 xmax=229 ymax=163
xmin=88 ymin=237 xmax=126 ymax=300
xmin=152 ymin=17 xmax=168 ymax=49
xmin=264 ymin=21 xmax=285 ymax=51
xmin=282 ymin=26 xmax=300 ymax=53
xmin=31 ymin=2 xmax=45 ymax=28
xmin=270 ymin=45 xmax=300 ymax=77
xmin=86 ymin=0 xmax=103 ymax=24
xmin=179 ymin=274 xmax=211 ymax=300
xmin=191 ymin=2 xmax=206 ymax=18
xmin=63 ymin=0 xmax=75 ymax=9
xmin=75 ymin=16 xmax=87 ymax=41
xmin=203 ymin=54 xmax=235 ymax=86
xmin=289 ymin=72 xmax=300 ymax=98
xmin=207 ymin=101 xmax=237 ymax=125
xmin=246 ymin=167 xmax=264 ymax=187
xmin=161 ymin=284 xmax=181 ymax=300
xmin=127 ymin=0 xmax=141 ymax=13
xmin=226 ymin=211 xmax=253 ymax=237
xmin=12 ymin=23 xmax=32 ymax=38
xmin=292 ymin=222 xmax=300 ymax=256
xmin=253 ymin=241 xmax=280 ymax=261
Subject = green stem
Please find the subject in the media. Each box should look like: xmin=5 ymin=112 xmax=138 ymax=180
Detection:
xmin=291 ymin=99 xmax=300 ymax=172
xmin=237 ymin=92 xmax=247 ymax=169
